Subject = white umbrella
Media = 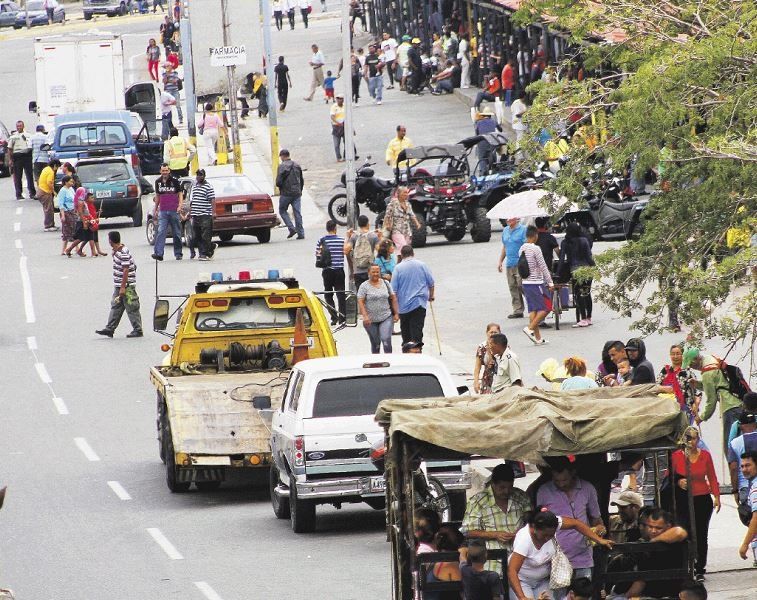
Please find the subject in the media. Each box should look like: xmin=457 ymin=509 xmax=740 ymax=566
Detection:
xmin=486 ymin=189 xmax=574 ymax=220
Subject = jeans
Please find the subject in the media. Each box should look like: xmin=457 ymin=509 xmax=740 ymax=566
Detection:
xmin=192 ymin=214 xmax=213 ymax=258
xmin=322 ymin=268 xmax=346 ymax=322
xmin=12 ymin=153 xmax=35 ymax=198
xmin=279 ymin=195 xmax=304 ymax=237
xmin=722 ymin=407 xmax=741 ymax=456
xmin=274 ymin=10 xmax=283 ymax=30
xmin=106 ymin=286 xmax=143 ymax=333
xmin=353 ymin=272 xmax=368 ymax=292
xmin=433 ymin=79 xmax=453 ymax=94
xmin=278 ymin=85 xmax=289 ymax=109
xmin=399 ymin=305 xmax=426 ymax=345
xmin=675 ymin=490 xmax=714 ymax=573
xmin=505 ymin=266 xmax=524 ymax=314
xmin=165 ymin=90 xmax=183 ymax=121
xmin=154 ymin=210 xmax=183 ymax=258
xmin=474 ymin=90 xmax=496 ymax=109
xmin=368 ymin=76 xmax=383 ymax=101
xmin=504 ymin=88 xmax=513 ymax=106
xmin=365 ymin=317 xmax=393 ymax=353
xmin=287 ymin=9 xmax=295 ymax=29
xmin=509 ymin=576 xmax=550 ymax=600
xmin=351 ymin=75 xmax=361 ymax=102
xmin=332 ymin=132 xmax=344 ymax=160
xmin=203 ymin=129 xmax=219 ymax=165
xmin=300 ymin=8 xmax=309 ymax=27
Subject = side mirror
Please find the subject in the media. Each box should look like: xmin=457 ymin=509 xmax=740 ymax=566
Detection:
xmin=457 ymin=385 xmax=470 ymax=395
xmin=28 ymin=101 xmax=37 ymax=113
xmin=153 ymin=299 xmax=170 ymax=331
xmin=252 ymin=396 xmax=272 ymax=410
xmin=344 ymin=293 xmax=358 ymax=327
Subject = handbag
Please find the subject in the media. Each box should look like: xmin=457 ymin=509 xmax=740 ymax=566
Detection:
xmin=549 ymin=539 xmax=573 ymax=590
xmin=517 ymin=251 xmax=531 ymax=279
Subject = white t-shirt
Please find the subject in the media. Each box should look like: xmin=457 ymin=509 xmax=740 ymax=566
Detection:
xmin=509 ymin=517 xmax=563 ymax=582
xmin=160 ymin=91 xmax=177 ymax=114
xmin=511 ymin=98 xmax=527 ymax=131
xmin=381 ymin=38 xmax=398 ymax=62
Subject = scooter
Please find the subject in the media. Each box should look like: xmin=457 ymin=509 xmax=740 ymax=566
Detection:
xmin=327 ymin=157 xmax=395 ymax=226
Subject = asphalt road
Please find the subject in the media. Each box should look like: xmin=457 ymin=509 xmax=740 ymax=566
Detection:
xmin=1 ymin=8 xmax=755 ymax=600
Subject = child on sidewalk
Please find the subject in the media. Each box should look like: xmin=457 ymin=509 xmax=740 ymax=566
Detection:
xmin=323 ymin=70 xmax=336 ymax=103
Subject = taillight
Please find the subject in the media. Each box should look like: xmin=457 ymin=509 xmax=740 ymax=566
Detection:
xmin=127 ymin=184 xmax=138 ymax=197
xmin=131 ymin=154 xmax=139 ymax=168
xmin=294 ymin=436 xmax=304 ymax=467
xmin=251 ymin=198 xmax=273 ymax=212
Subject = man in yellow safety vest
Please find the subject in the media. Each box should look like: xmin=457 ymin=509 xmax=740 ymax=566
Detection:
xmin=163 ymin=127 xmax=196 ymax=177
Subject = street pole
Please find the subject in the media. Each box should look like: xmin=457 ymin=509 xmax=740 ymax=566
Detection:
xmin=341 ymin=0 xmax=357 ymax=230
xmin=24 ymin=0 xmax=30 ymax=28
xmin=181 ymin=1 xmax=199 ymax=175
xmin=221 ymin=0 xmax=243 ymax=174
xmin=261 ymin=0 xmax=280 ymax=189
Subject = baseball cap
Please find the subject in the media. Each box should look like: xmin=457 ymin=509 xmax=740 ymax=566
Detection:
xmin=411 ymin=37 xmax=421 ymax=44
xmin=335 ymin=92 xmax=344 ymax=99
xmin=611 ymin=490 xmax=643 ymax=507
xmin=681 ymin=347 xmax=700 ymax=369
xmin=36 ymin=124 xmax=46 ymax=132
xmin=402 ymin=35 xmax=411 ymax=42
xmin=738 ymin=411 xmax=756 ymax=425
xmin=625 ymin=338 xmax=641 ymax=351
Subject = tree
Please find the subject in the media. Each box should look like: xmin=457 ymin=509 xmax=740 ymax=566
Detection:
xmin=514 ymin=0 xmax=756 ymax=366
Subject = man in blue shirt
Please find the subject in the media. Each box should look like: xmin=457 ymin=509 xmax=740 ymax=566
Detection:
xmin=392 ymin=245 xmax=435 ymax=345
xmin=497 ymin=218 xmax=526 ymax=318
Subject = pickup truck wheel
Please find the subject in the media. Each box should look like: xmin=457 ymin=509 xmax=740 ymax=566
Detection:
xmin=448 ymin=491 xmax=467 ymax=521
xmin=164 ymin=427 xmax=190 ymax=493
xmin=270 ymin=465 xmax=290 ymax=519
xmin=289 ymin=474 xmax=316 ymax=533
xmin=196 ymin=481 xmax=222 ymax=492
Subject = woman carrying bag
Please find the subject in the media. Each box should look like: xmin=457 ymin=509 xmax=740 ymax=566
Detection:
xmin=383 ymin=186 xmax=419 ymax=258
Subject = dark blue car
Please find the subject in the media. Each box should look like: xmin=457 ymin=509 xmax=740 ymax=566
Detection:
xmin=14 ymin=0 xmax=65 ymax=28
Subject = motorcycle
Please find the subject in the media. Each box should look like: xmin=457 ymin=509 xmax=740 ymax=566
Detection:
xmin=327 ymin=158 xmax=396 ymax=226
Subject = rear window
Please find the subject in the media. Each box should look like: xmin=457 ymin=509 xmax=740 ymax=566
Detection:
xmin=77 ymin=161 xmax=130 ymax=182
xmin=195 ymin=297 xmax=312 ymax=331
xmin=311 ymin=374 xmax=443 ymax=418
xmin=58 ymin=124 xmax=128 ymax=148
xmin=210 ymin=176 xmax=260 ymax=196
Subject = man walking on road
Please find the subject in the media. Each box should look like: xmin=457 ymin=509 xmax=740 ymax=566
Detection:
xmin=317 ymin=220 xmax=347 ymax=325
xmin=364 ymin=44 xmax=384 ymax=105
xmin=164 ymin=127 xmax=195 ymax=177
xmin=160 ymin=89 xmax=177 ymax=140
xmin=274 ymin=56 xmax=293 ymax=111
xmin=188 ymin=169 xmax=215 ymax=261
xmin=162 ymin=63 xmax=183 ymax=124
xmin=96 ymin=231 xmax=143 ymax=339
xmin=303 ymin=44 xmax=325 ymax=101
xmin=8 ymin=120 xmax=36 ymax=200
xmin=497 ymin=217 xmax=526 ymax=318
xmin=330 ymin=93 xmax=347 ymax=161
xmin=392 ymin=245 xmax=435 ymax=346
xmin=35 ymin=158 xmax=61 ymax=232
xmin=31 ymin=124 xmax=48 ymax=184
xmin=275 ymin=149 xmax=305 ymax=240
xmin=151 ymin=163 xmax=184 ymax=260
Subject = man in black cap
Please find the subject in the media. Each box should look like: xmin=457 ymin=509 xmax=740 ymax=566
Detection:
xmin=625 ymin=337 xmax=655 ymax=384
xmin=461 ymin=463 xmax=532 ymax=571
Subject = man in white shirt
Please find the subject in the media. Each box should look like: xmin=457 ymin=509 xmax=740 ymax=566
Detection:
xmin=380 ymin=32 xmax=398 ymax=89
xmin=304 ymin=44 xmax=325 ymax=101
xmin=490 ymin=333 xmax=522 ymax=392
xmin=298 ymin=0 xmax=311 ymax=28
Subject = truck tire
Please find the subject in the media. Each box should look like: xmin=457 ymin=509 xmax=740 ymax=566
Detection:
xmin=443 ymin=228 xmax=465 ymax=242
xmin=163 ymin=425 xmax=190 ymax=493
xmin=269 ymin=464 xmax=290 ymax=519
xmin=449 ymin=491 xmax=467 ymax=521
xmin=470 ymin=208 xmax=492 ymax=243
xmin=411 ymin=212 xmax=427 ymax=248
xmin=289 ymin=474 xmax=316 ymax=533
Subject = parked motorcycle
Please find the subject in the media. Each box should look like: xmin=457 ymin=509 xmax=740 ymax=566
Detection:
xmin=327 ymin=158 xmax=395 ymax=226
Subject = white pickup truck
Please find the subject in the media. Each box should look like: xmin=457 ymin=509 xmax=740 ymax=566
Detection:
xmin=266 ymin=355 xmax=471 ymax=533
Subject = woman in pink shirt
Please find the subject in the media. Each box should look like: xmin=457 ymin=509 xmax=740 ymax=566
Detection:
xmin=198 ymin=103 xmax=225 ymax=166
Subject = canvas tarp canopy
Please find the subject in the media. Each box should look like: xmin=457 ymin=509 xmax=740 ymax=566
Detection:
xmin=375 ymin=384 xmax=687 ymax=463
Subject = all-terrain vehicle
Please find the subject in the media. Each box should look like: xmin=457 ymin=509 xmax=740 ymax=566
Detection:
xmin=394 ymin=144 xmax=490 ymax=246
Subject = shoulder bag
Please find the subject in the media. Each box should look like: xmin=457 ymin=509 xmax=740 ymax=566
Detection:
xmin=315 ymin=237 xmax=332 ymax=269
xmin=549 ymin=538 xmax=573 ymax=590
xmin=517 ymin=250 xmax=531 ymax=279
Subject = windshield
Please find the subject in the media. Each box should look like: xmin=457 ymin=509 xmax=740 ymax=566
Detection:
xmin=195 ymin=297 xmax=312 ymax=331
xmin=311 ymin=374 xmax=443 ymax=418
xmin=77 ymin=161 xmax=130 ymax=182
xmin=209 ymin=176 xmax=260 ymax=196
xmin=58 ymin=124 xmax=128 ymax=148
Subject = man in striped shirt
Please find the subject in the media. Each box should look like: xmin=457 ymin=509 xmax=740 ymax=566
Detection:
xmin=188 ymin=169 xmax=216 ymax=261
xmin=96 ymin=231 xmax=143 ymax=338
xmin=316 ymin=220 xmax=346 ymax=325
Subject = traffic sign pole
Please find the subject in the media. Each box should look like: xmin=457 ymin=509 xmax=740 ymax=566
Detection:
xmin=221 ymin=0 xmax=243 ymax=174
xmin=261 ymin=0 xmax=280 ymax=191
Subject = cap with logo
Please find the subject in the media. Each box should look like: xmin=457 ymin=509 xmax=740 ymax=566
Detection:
xmin=611 ymin=490 xmax=643 ymax=507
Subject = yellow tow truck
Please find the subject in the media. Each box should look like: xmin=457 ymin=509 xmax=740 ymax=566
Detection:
xmin=150 ymin=271 xmax=356 ymax=492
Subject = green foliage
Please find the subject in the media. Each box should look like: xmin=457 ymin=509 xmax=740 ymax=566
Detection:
xmin=514 ymin=0 xmax=756 ymax=359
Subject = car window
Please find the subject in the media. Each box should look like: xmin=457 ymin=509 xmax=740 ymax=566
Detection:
xmin=281 ymin=371 xmax=300 ymax=412
xmin=76 ymin=161 xmax=131 ymax=182
xmin=311 ymin=374 xmax=444 ymax=418
xmin=195 ymin=297 xmax=312 ymax=331
xmin=58 ymin=124 xmax=128 ymax=148
xmin=27 ymin=0 xmax=43 ymax=10
xmin=209 ymin=176 xmax=260 ymax=196
xmin=289 ymin=375 xmax=305 ymax=413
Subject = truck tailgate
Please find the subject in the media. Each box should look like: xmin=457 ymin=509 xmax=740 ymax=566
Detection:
xmin=301 ymin=416 xmax=382 ymax=473
xmin=162 ymin=371 xmax=288 ymax=456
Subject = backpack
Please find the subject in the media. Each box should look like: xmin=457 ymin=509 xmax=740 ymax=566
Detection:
xmin=353 ymin=232 xmax=374 ymax=270
xmin=517 ymin=250 xmax=530 ymax=279
xmin=315 ymin=237 xmax=332 ymax=269
xmin=715 ymin=358 xmax=752 ymax=400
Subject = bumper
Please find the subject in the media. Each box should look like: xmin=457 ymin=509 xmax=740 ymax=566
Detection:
xmin=429 ymin=470 xmax=471 ymax=491
xmin=294 ymin=475 xmax=385 ymax=500
xmin=175 ymin=452 xmax=271 ymax=469
xmin=213 ymin=213 xmax=279 ymax=233
xmin=84 ymin=7 xmax=120 ymax=16
xmin=96 ymin=197 xmax=140 ymax=218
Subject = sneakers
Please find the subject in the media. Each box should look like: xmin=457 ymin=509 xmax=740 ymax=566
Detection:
xmin=377 ymin=100 xmax=382 ymax=105
xmin=151 ymin=253 xmax=163 ymax=261
xmin=534 ymin=338 xmax=549 ymax=345
xmin=44 ymin=226 xmax=59 ymax=232
xmin=507 ymin=313 xmax=524 ymax=319
xmin=572 ymin=319 xmax=593 ymax=328
xmin=126 ymin=330 xmax=144 ymax=338
xmin=287 ymin=230 xmax=297 ymax=239
xmin=95 ymin=329 xmax=114 ymax=338
xmin=199 ymin=256 xmax=211 ymax=261
xmin=522 ymin=326 xmax=537 ymax=343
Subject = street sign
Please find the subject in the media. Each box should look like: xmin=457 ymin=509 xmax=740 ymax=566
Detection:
xmin=209 ymin=45 xmax=247 ymax=67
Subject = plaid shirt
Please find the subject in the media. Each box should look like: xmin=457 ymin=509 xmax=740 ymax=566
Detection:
xmin=461 ymin=486 xmax=531 ymax=572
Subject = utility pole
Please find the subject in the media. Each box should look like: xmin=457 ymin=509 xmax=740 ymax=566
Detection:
xmin=221 ymin=0 xmax=242 ymax=174
xmin=180 ymin=1 xmax=199 ymax=175
xmin=261 ymin=0 xmax=280 ymax=188
xmin=24 ymin=0 xmax=30 ymax=28
xmin=341 ymin=0 xmax=357 ymax=230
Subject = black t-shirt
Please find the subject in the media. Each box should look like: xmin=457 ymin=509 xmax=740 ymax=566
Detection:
xmin=161 ymin=23 xmax=175 ymax=44
xmin=274 ymin=63 xmax=289 ymax=89
xmin=460 ymin=563 xmax=503 ymax=600
xmin=155 ymin=176 xmax=181 ymax=196
xmin=451 ymin=64 xmax=462 ymax=88
xmin=365 ymin=53 xmax=382 ymax=77
xmin=536 ymin=231 xmax=559 ymax=270
xmin=631 ymin=360 xmax=656 ymax=384
xmin=408 ymin=47 xmax=422 ymax=69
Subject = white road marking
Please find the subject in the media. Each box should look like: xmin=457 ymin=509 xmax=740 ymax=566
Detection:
xmin=146 ymin=528 xmax=184 ymax=560
xmin=52 ymin=397 xmax=69 ymax=415
xmin=74 ymin=437 xmax=101 ymax=462
xmin=26 ymin=336 xmax=37 ymax=350
xmin=15 ymin=239 xmax=23 ymax=249
xmin=15 ymin=207 xmax=22 ymax=215
xmin=107 ymin=481 xmax=132 ymax=500
xmin=19 ymin=256 xmax=36 ymax=323
xmin=194 ymin=582 xmax=224 ymax=600
xmin=34 ymin=362 xmax=52 ymax=384
xmin=13 ymin=222 xmax=20 ymax=232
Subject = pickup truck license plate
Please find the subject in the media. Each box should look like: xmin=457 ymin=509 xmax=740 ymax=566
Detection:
xmin=96 ymin=190 xmax=112 ymax=198
xmin=231 ymin=203 xmax=248 ymax=213
xmin=369 ymin=476 xmax=386 ymax=493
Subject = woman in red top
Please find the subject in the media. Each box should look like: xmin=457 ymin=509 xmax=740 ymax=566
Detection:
xmin=671 ymin=425 xmax=720 ymax=579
